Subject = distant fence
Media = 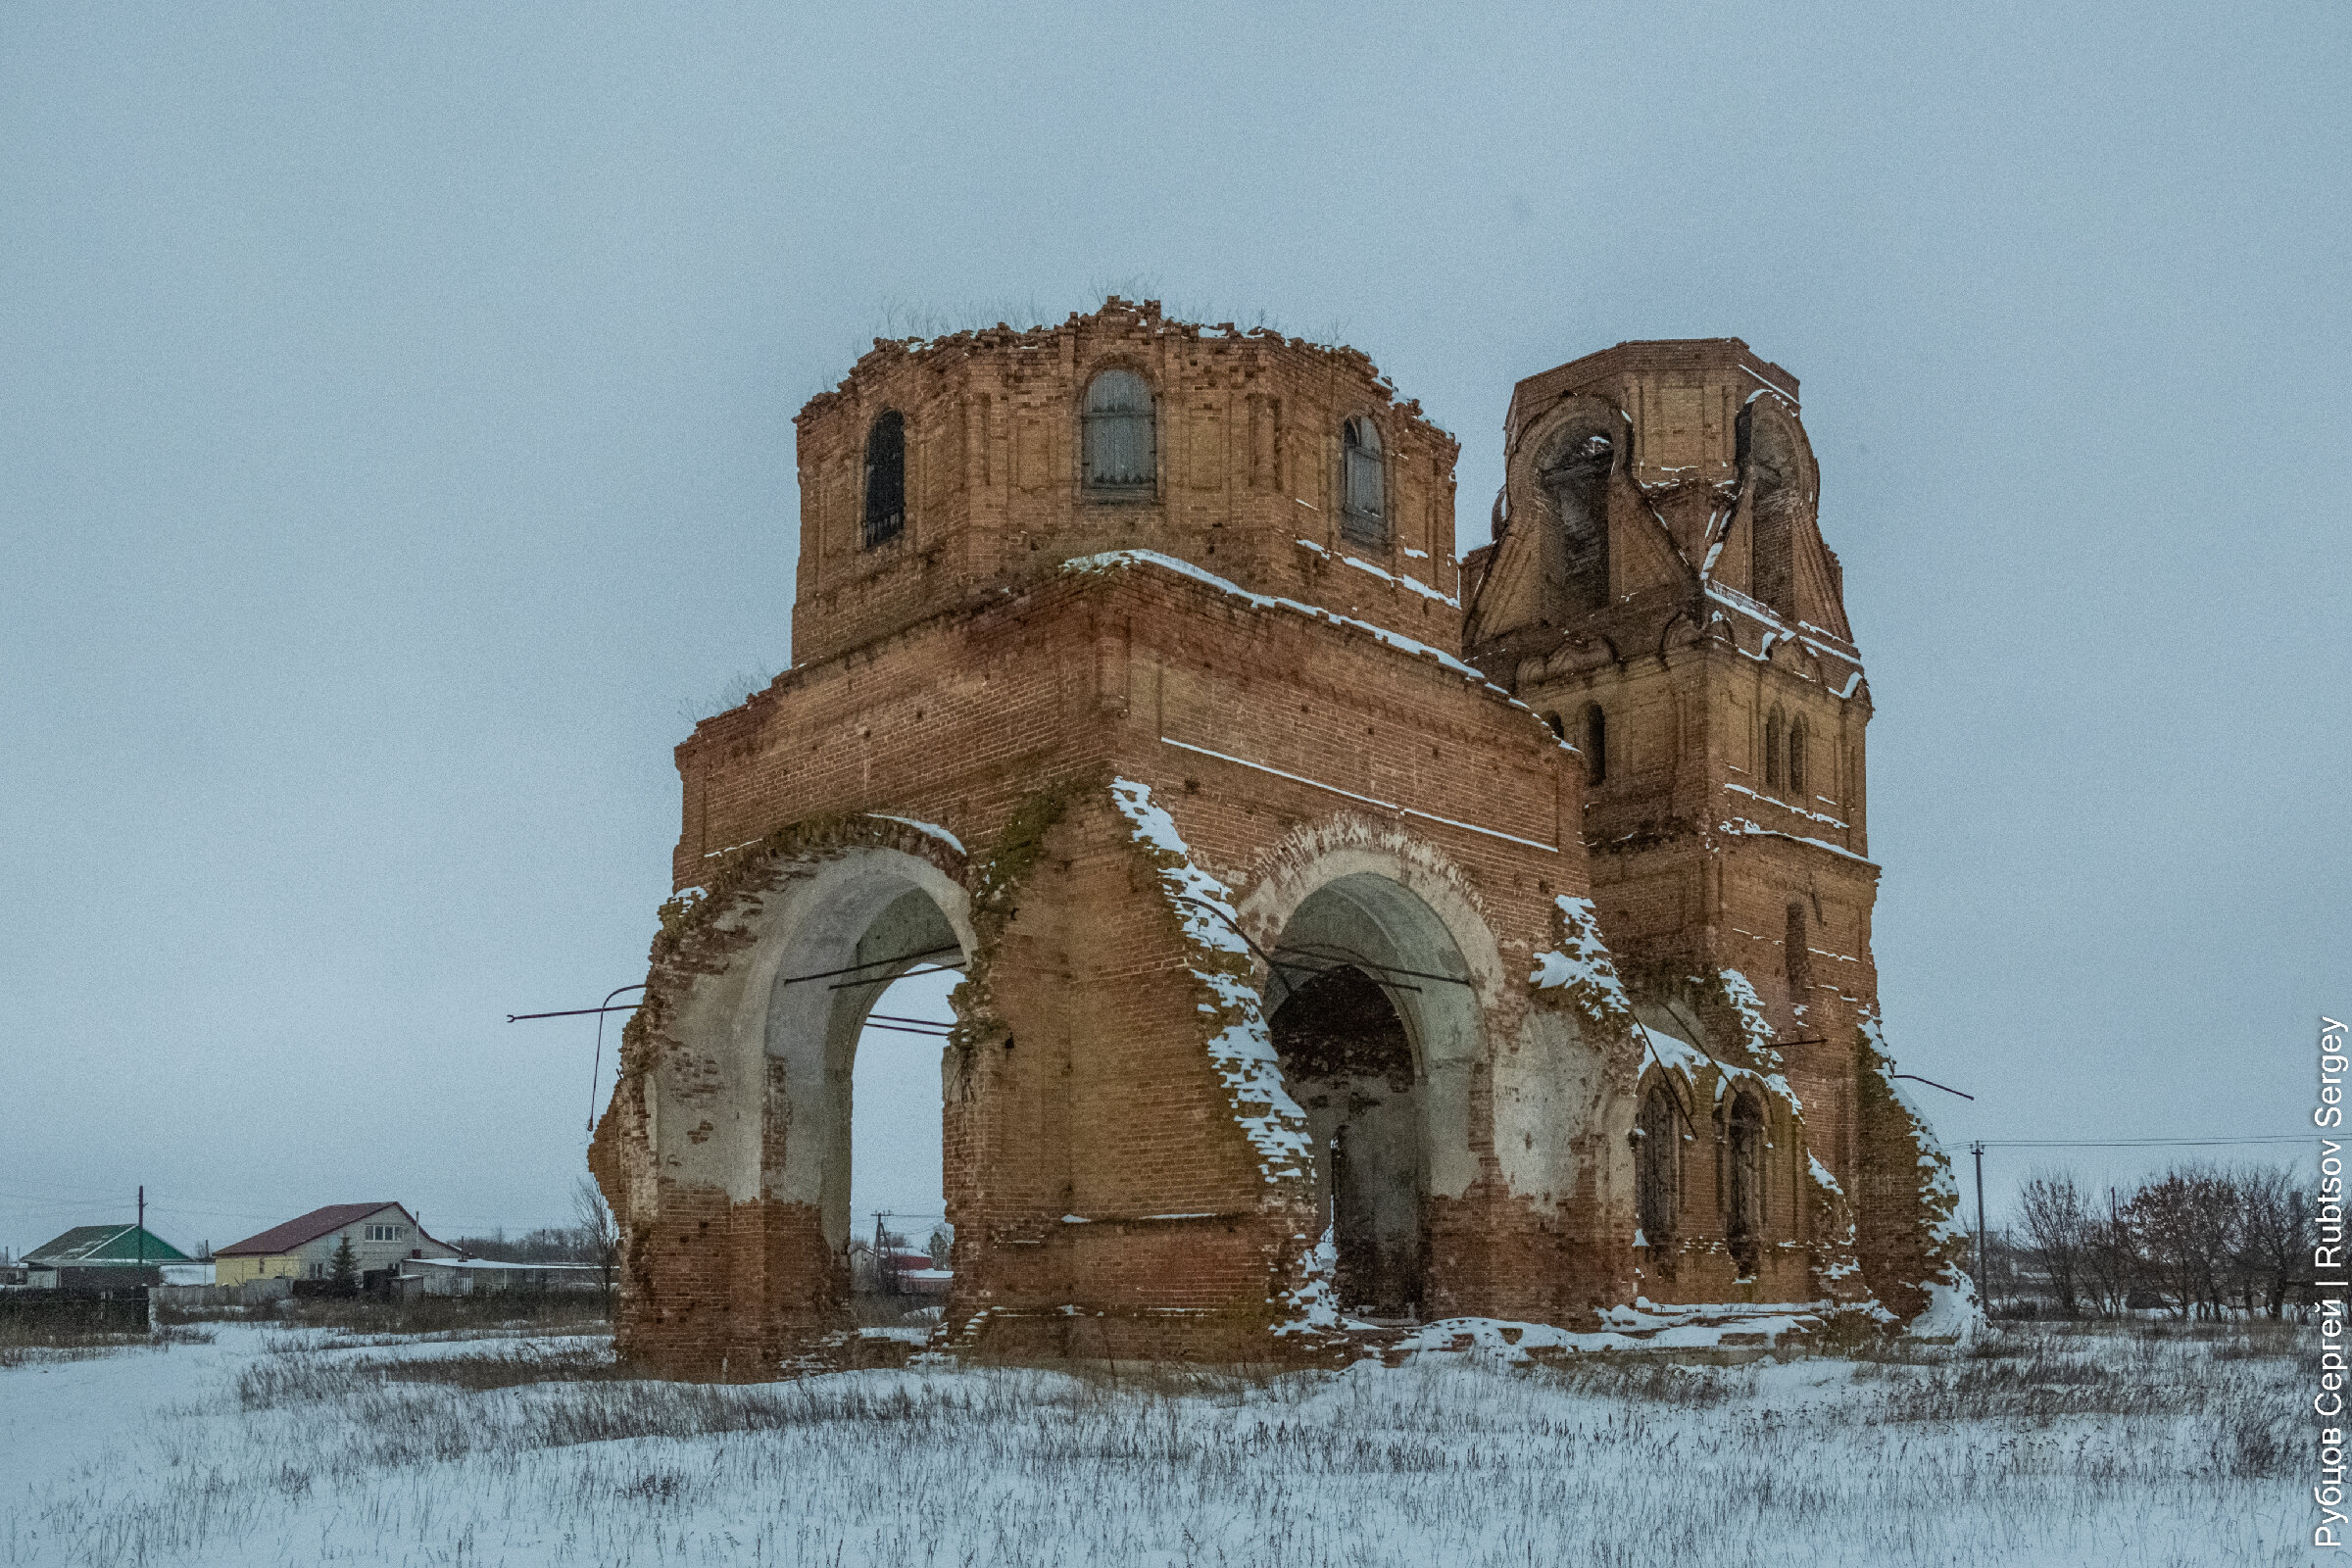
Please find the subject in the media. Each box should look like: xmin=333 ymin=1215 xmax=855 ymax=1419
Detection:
xmin=155 ymin=1277 xmax=291 ymax=1311
xmin=0 ymin=1288 xmax=150 ymax=1336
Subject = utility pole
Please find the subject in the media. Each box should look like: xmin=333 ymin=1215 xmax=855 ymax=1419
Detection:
xmin=1969 ymin=1142 xmax=1986 ymax=1309
xmin=136 ymin=1185 xmax=145 ymax=1274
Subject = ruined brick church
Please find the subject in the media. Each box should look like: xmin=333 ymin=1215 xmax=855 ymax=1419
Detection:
xmin=589 ymin=299 xmax=1972 ymax=1377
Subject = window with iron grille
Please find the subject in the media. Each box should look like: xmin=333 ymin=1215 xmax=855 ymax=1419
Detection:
xmin=1340 ymin=416 xmax=1386 ymax=545
xmin=862 ymin=411 xmax=906 ymax=548
xmin=1082 ymin=369 xmax=1155 ymax=494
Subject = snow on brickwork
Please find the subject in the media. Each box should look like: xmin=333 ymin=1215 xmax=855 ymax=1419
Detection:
xmin=865 ymin=814 xmax=967 ymax=856
xmin=1108 ymin=777 xmax=1311 ymax=1184
xmin=1527 ymin=895 xmax=1635 ymax=1029
xmin=1273 ymin=1224 xmax=1341 ymax=1338
xmin=1068 ymin=551 xmax=1502 ymax=697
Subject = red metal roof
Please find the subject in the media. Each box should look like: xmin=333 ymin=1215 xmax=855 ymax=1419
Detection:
xmin=217 ymin=1202 xmax=434 ymax=1257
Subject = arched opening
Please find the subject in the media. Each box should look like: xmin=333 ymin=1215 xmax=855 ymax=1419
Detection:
xmin=846 ymin=961 xmax=956 ymax=1324
xmin=1340 ymin=416 xmax=1386 ymax=546
xmin=1260 ymin=871 xmax=1481 ymax=1323
xmin=1787 ymin=715 xmax=1808 ymax=798
xmin=1270 ymin=965 xmax=1422 ymax=1316
xmin=757 ymin=866 xmax=969 ymax=1316
xmin=1764 ymin=710 xmax=1785 ymax=790
xmin=1536 ymin=423 xmax=1614 ymax=616
xmin=1542 ymin=710 xmax=1564 ymax=741
xmin=1082 ymin=368 xmax=1155 ymax=495
xmin=1635 ymin=1081 xmax=1681 ymax=1273
xmin=1582 ymin=702 xmax=1608 ymax=786
xmin=863 ymin=411 xmax=906 ymax=548
xmin=1737 ymin=402 xmax=1806 ymax=621
xmin=1726 ymin=1092 xmax=1766 ymax=1277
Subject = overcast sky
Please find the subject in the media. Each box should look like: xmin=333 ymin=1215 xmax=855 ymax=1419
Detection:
xmin=3 ymin=3 xmax=2343 ymax=1257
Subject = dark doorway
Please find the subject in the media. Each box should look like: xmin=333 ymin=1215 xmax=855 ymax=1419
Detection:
xmin=1268 ymin=965 xmax=1425 ymax=1317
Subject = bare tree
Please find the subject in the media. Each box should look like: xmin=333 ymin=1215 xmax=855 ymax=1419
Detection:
xmin=2125 ymin=1166 xmax=2243 ymax=1320
xmin=2079 ymin=1187 xmax=2139 ymax=1317
xmin=2017 ymin=1170 xmax=2091 ymax=1317
xmin=571 ymin=1175 xmax=618 ymax=1305
xmin=2234 ymin=1162 xmax=2313 ymax=1319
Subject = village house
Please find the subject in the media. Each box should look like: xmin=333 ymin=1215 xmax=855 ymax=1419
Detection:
xmin=214 ymin=1202 xmax=458 ymax=1285
xmin=20 ymin=1224 xmax=190 ymax=1289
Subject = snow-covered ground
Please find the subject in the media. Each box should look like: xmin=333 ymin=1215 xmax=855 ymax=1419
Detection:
xmin=0 ymin=1320 xmax=2302 ymax=1566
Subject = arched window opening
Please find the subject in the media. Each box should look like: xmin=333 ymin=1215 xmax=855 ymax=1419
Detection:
xmin=1785 ymin=902 xmax=1811 ymax=1007
xmin=862 ymin=411 xmax=906 ymax=548
xmin=1341 ymin=416 xmax=1387 ymax=546
xmin=1764 ymin=710 xmax=1785 ymax=790
xmin=1737 ymin=404 xmax=1801 ymax=621
xmin=1787 ymin=716 xmax=1808 ymax=799
xmin=1636 ymin=1083 xmax=1681 ymax=1265
xmin=1542 ymin=710 xmax=1564 ymax=741
xmin=1082 ymin=369 xmax=1155 ymax=495
xmin=1538 ymin=425 xmax=1614 ymax=615
xmin=1583 ymin=703 xmax=1608 ymax=786
xmin=1727 ymin=1094 xmax=1766 ymax=1276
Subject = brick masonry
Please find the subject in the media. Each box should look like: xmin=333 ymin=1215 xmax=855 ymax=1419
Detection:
xmin=587 ymin=307 xmax=1969 ymax=1378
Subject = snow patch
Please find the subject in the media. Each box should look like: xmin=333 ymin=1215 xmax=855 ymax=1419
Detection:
xmin=1528 ymin=895 xmax=1633 ymax=1027
xmin=1107 ymin=777 xmax=1312 ymax=1183
xmin=867 ymin=814 xmax=967 ymax=856
xmin=1065 ymin=550 xmax=1497 ymax=692
xmin=1273 ymin=1225 xmax=1340 ymax=1337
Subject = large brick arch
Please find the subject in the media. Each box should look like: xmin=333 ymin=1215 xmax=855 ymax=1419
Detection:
xmin=593 ymin=830 xmax=974 ymax=1377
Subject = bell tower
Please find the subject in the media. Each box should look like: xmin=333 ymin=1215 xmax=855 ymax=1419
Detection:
xmin=1461 ymin=338 xmax=1941 ymax=1307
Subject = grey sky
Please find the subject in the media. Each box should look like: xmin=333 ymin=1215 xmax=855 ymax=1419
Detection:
xmin=4 ymin=3 xmax=2343 ymax=1256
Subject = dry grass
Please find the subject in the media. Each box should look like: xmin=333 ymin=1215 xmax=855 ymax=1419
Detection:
xmin=2 ymin=1314 xmax=2306 ymax=1568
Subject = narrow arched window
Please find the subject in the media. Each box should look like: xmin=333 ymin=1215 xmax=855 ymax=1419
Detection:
xmin=862 ymin=411 xmax=906 ymax=548
xmin=1583 ymin=703 xmax=1607 ymax=786
xmin=1543 ymin=710 xmax=1564 ymax=741
xmin=1727 ymin=1094 xmax=1765 ymax=1275
xmin=1764 ymin=711 xmax=1785 ymax=790
xmin=1082 ymin=369 xmax=1155 ymax=494
xmin=1787 ymin=716 xmax=1808 ymax=798
xmin=1636 ymin=1083 xmax=1680 ymax=1250
xmin=1539 ymin=427 xmax=1614 ymax=615
xmin=1341 ymin=416 xmax=1386 ymax=545
xmin=1786 ymin=902 xmax=1811 ymax=1005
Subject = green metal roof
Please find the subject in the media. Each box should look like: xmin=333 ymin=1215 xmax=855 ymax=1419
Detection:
xmin=24 ymin=1224 xmax=191 ymax=1266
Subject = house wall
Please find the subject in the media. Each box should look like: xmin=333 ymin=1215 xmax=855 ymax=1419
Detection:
xmin=217 ymin=1208 xmax=453 ymax=1284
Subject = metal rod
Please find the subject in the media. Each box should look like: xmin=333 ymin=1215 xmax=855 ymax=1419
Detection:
xmin=586 ymin=984 xmax=643 ymax=1137
xmin=862 ymin=1021 xmax=954 ymax=1038
xmin=868 ymin=1012 xmax=956 ymax=1029
xmin=827 ymin=962 xmax=966 ymax=991
xmin=509 ymin=1003 xmax=645 ymax=1022
xmin=1271 ymin=942 xmax=1472 ymax=989
xmin=783 ymin=946 xmax=961 ymax=988
xmin=1890 ymin=1072 xmax=1975 ymax=1100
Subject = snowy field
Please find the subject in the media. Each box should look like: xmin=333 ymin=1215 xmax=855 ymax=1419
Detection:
xmin=0 ymin=1318 xmax=2304 ymax=1567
